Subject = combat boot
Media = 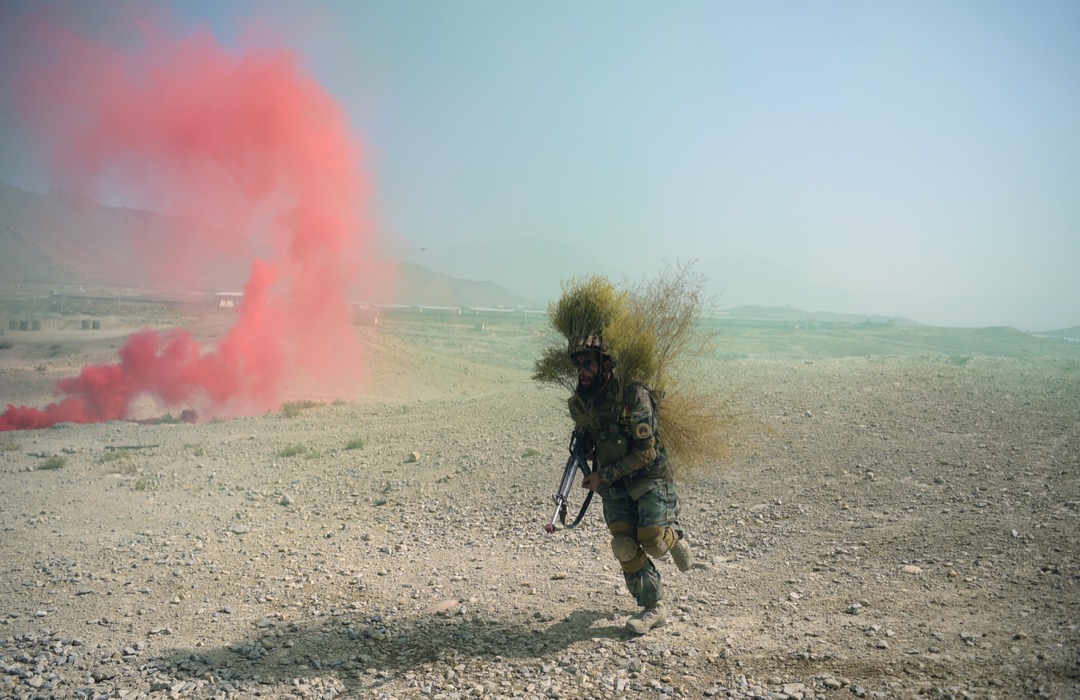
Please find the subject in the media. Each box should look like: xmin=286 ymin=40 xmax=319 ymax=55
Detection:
xmin=670 ymin=537 xmax=693 ymax=572
xmin=625 ymin=602 xmax=667 ymax=635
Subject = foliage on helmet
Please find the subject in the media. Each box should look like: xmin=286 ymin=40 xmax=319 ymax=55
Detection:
xmin=532 ymin=265 xmax=705 ymax=393
xmin=550 ymin=275 xmax=625 ymax=355
xmin=532 ymin=262 xmax=733 ymax=477
xmin=532 ymin=275 xmax=626 ymax=390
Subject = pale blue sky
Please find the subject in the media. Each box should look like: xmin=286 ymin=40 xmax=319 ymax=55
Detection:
xmin=2 ymin=1 xmax=1078 ymax=329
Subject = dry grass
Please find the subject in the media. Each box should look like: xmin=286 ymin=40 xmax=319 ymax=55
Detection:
xmin=37 ymin=455 xmax=66 ymax=470
xmin=280 ymin=400 xmax=321 ymax=418
xmin=619 ymin=262 xmax=716 ymax=392
xmin=656 ymin=383 xmax=736 ymax=477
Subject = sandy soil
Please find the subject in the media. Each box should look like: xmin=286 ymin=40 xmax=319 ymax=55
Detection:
xmin=1 ymin=313 xmax=1078 ymax=699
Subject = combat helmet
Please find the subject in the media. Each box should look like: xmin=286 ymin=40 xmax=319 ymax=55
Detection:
xmin=567 ymin=334 xmax=608 ymax=358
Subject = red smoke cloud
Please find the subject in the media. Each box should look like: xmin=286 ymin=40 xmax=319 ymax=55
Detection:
xmin=1 ymin=11 xmax=387 ymax=430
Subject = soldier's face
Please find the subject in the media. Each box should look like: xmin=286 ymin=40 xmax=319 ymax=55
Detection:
xmin=572 ymin=352 xmax=601 ymax=389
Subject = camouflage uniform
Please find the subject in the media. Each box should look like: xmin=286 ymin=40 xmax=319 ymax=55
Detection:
xmin=569 ymin=378 xmax=682 ymax=608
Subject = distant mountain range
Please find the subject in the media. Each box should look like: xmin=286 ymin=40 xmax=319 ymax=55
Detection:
xmin=1036 ymin=326 xmax=1080 ymax=341
xmin=393 ymin=235 xmax=1079 ymax=332
xmin=387 ymin=262 xmax=535 ymax=309
xmin=0 ymin=182 xmax=242 ymax=290
xmin=715 ymin=304 xmax=919 ymax=326
xmin=0 ymin=182 xmax=534 ymax=309
xmin=394 ymin=237 xmax=923 ymax=324
xmin=4 ymin=181 xmax=1073 ymax=331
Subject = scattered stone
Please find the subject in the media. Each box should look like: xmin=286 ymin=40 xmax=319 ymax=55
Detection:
xmin=427 ymin=600 xmax=460 ymax=614
xmin=0 ymin=348 xmax=1069 ymax=700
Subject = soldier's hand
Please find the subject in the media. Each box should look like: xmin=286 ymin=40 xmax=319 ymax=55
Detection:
xmin=582 ymin=473 xmax=602 ymax=492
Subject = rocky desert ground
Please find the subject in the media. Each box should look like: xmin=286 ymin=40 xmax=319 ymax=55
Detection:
xmin=1 ymin=302 xmax=1078 ymax=699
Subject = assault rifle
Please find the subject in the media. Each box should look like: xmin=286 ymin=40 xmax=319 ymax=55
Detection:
xmin=544 ymin=432 xmax=594 ymax=534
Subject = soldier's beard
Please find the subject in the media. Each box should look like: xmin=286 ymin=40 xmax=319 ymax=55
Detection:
xmin=577 ymin=371 xmax=612 ymax=399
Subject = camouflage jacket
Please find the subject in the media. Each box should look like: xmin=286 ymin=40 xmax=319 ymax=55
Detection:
xmin=568 ymin=378 xmax=673 ymax=500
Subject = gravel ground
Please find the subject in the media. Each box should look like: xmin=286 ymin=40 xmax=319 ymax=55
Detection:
xmin=1 ymin=319 xmax=1078 ymax=699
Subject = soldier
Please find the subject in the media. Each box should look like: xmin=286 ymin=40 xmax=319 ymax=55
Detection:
xmin=567 ymin=334 xmax=692 ymax=634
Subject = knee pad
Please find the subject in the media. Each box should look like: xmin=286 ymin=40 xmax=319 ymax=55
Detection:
xmin=608 ymin=521 xmax=638 ymax=561
xmin=611 ymin=536 xmax=639 ymax=562
xmin=638 ymin=525 xmax=677 ymax=559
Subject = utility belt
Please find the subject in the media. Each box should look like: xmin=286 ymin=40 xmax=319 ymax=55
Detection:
xmin=608 ymin=452 xmax=673 ymax=501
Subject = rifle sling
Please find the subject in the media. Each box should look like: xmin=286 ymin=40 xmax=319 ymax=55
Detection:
xmin=561 ymin=490 xmax=593 ymax=529
xmin=560 ymin=455 xmax=596 ymax=529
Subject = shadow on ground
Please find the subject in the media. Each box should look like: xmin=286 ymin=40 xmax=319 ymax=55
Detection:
xmin=156 ymin=608 xmax=629 ymax=694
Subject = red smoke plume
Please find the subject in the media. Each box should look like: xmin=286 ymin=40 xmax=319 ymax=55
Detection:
xmin=1 ymin=11 xmax=385 ymax=430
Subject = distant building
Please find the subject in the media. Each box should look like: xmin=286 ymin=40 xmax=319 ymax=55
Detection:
xmin=215 ymin=292 xmax=244 ymax=309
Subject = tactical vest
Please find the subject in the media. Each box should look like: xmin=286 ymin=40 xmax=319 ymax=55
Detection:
xmin=569 ymin=379 xmax=672 ymax=492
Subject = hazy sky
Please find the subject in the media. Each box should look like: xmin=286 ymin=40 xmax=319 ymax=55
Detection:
xmin=2 ymin=1 xmax=1078 ymax=329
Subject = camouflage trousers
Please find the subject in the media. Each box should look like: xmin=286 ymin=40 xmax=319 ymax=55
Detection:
xmin=601 ymin=479 xmax=681 ymax=608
